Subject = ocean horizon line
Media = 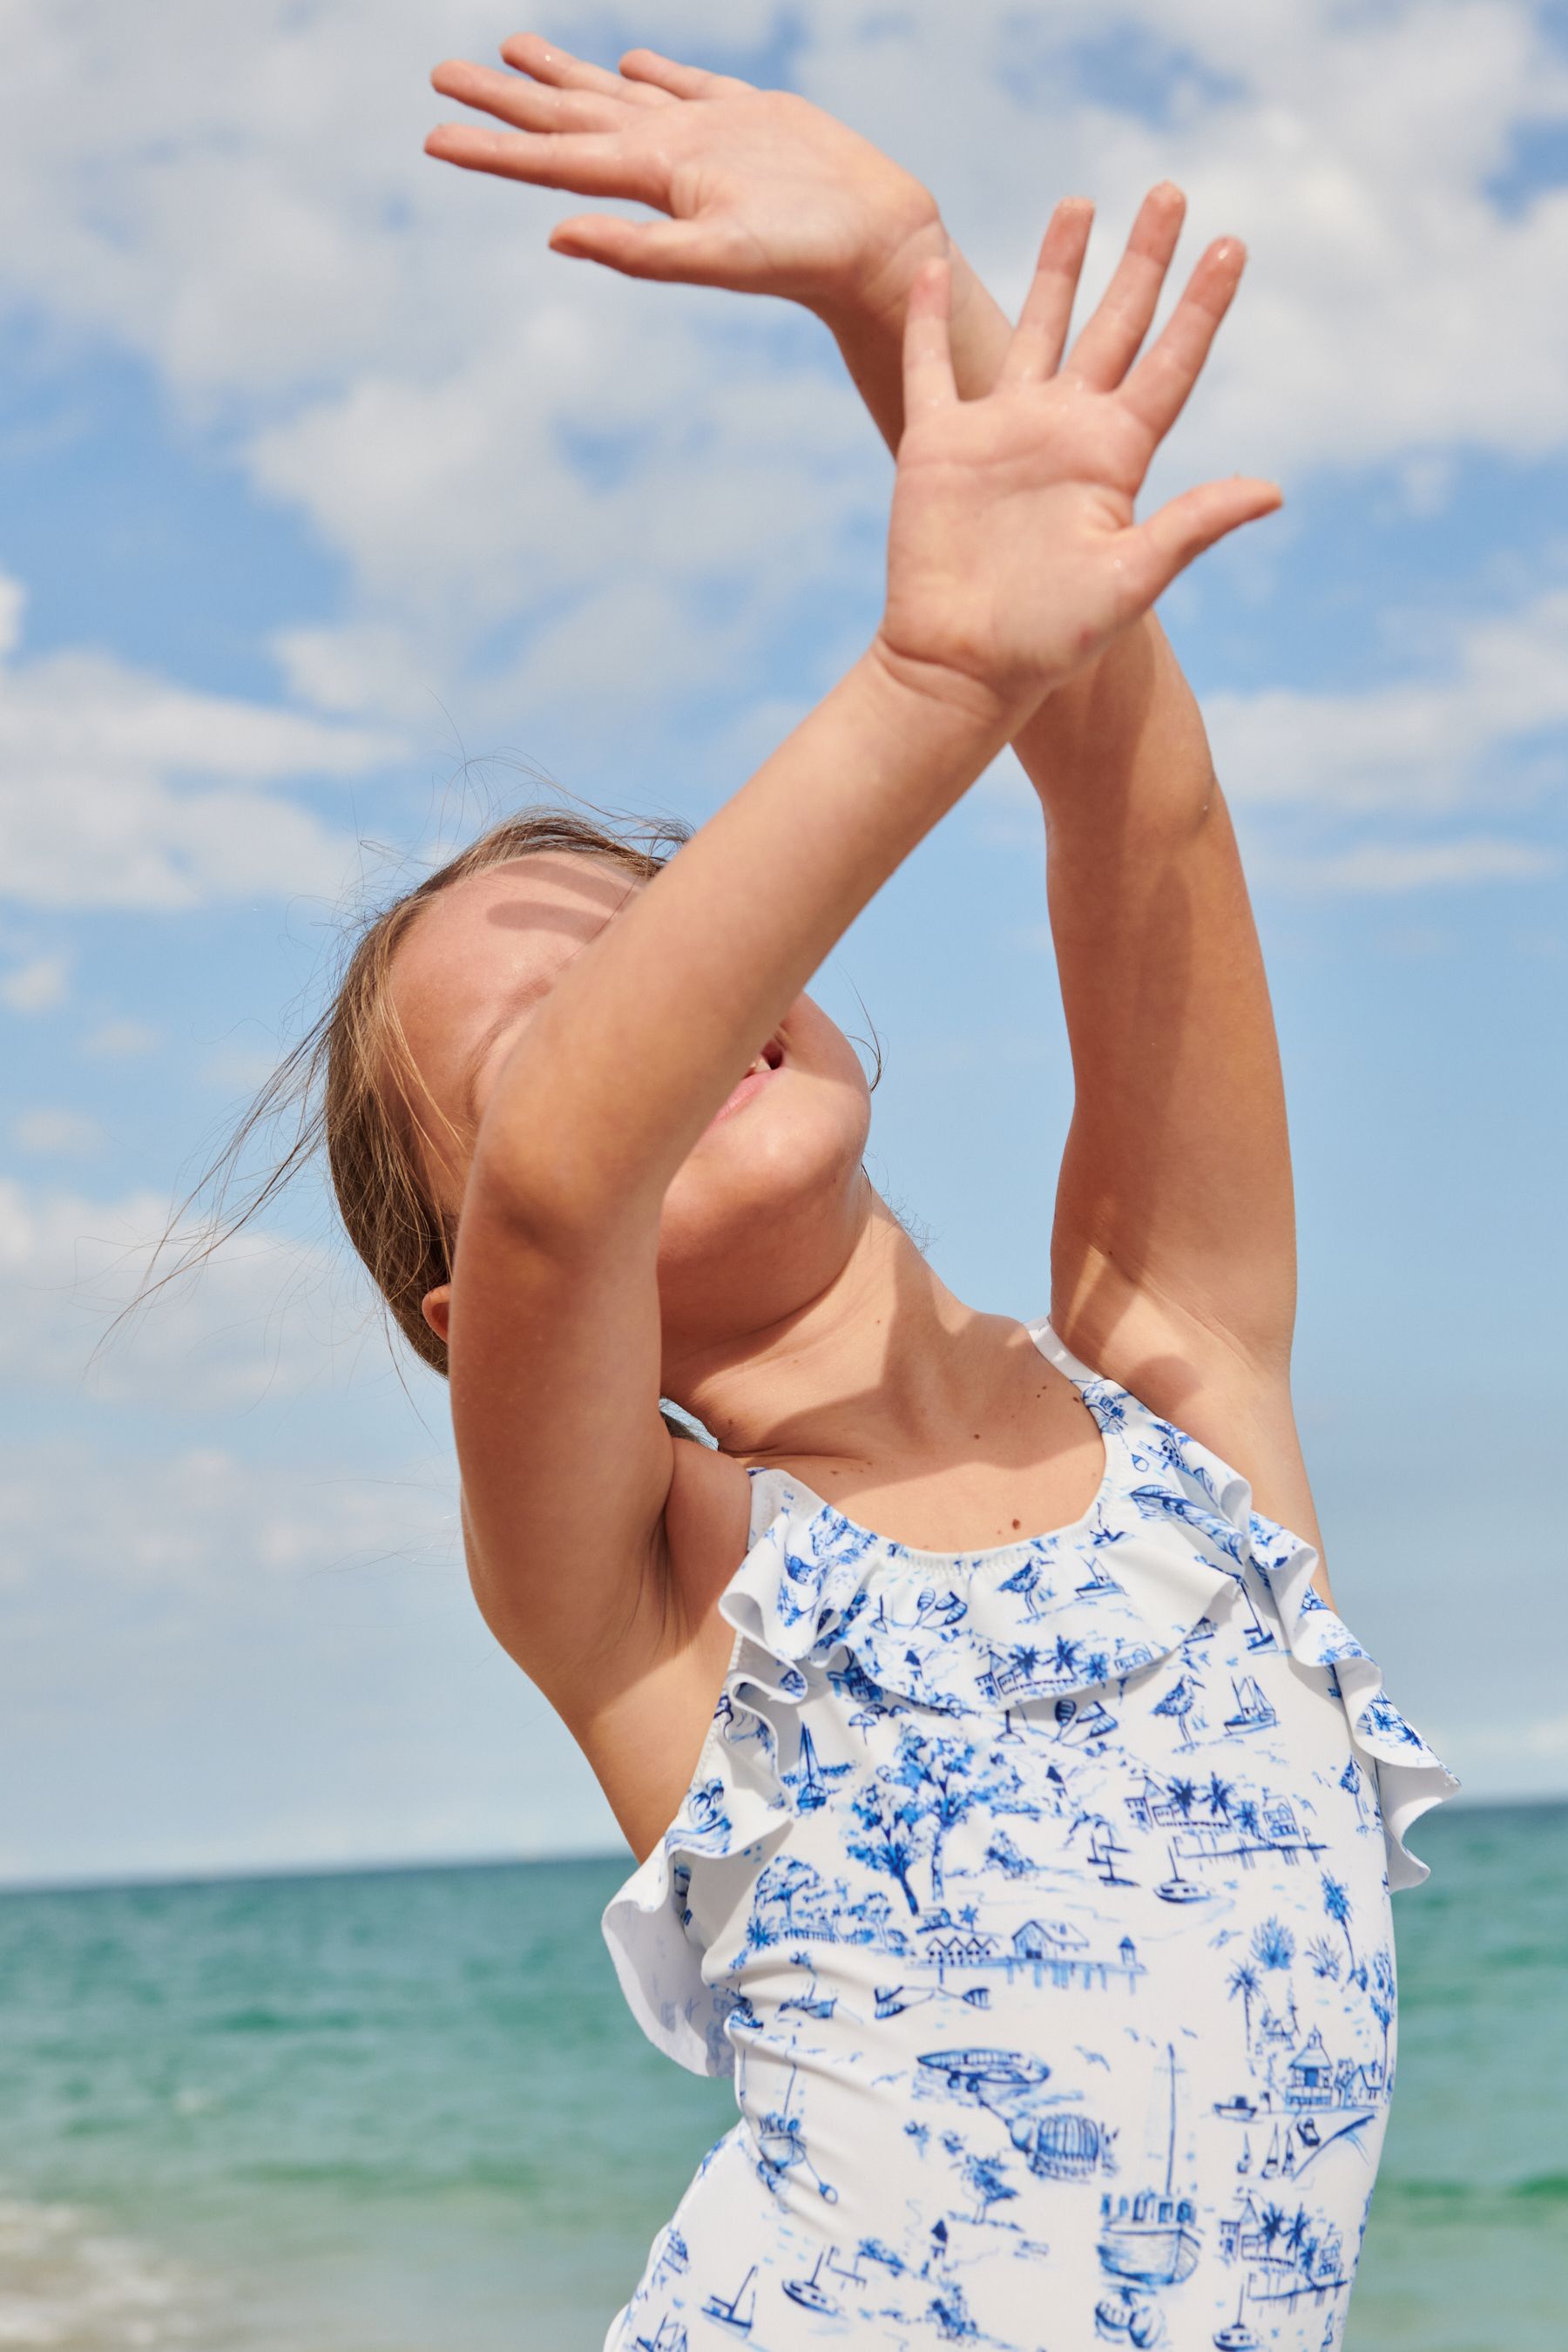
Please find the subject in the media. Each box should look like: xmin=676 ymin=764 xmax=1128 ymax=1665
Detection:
xmin=0 ymin=1841 xmax=632 ymax=1902
xmin=2 ymin=1788 xmax=1564 ymax=1903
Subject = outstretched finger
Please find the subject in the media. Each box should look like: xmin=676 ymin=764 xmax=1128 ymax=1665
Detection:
xmin=1126 ymin=476 xmax=1282 ymax=601
xmin=430 ymin=57 xmax=625 ymax=137
xmin=997 ymin=199 xmax=1094 ymax=388
xmin=498 ymin=33 xmax=668 ymax=107
xmin=1062 ymin=183 xmax=1186 ymax=391
xmin=619 ymin=46 xmax=753 ymax=99
xmin=1117 ymin=238 xmax=1246 ymax=443
xmin=550 ymin=213 xmax=733 ymax=283
xmin=902 ymin=256 xmax=958 ymax=418
xmin=424 ymin=122 xmax=656 ymax=204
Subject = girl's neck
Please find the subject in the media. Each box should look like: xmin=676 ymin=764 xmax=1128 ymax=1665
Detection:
xmin=669 ymin=1195 xmax=1032 ymax=1477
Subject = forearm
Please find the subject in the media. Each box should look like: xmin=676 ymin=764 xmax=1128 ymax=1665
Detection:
xmin=467 ymin=646 xmax=1013 ymax=1236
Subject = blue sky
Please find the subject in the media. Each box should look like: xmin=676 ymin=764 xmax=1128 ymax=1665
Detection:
xmin=2 ymin=0 xmax=1565 ymax=1885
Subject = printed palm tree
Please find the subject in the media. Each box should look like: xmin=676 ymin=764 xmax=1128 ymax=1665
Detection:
xmin=1320 ymin=1872 xmax=1359 ymax=1980
xmin=1367 ymin=1946 xmax=1396 ymax=2085
xmin=1227 ymin=1958 xmax=1260 ymax=2046
xmin=1286 ymin=2207 xmax=1313 ymax=2260
xmin=1251 ymin=1916 xmax=1295 ymax=1973
xmin=1152 ymin=1677 xmax=1200 ymax=1747
xmin=1206 ymin=1772 xmax=1234 ymax=1821
xmin=1234 ymin=1797 xmax=1260 ymax=1839
xmin=1052 ymin=1633 xmax=1085 ymax=1680
xmin=1166 ymin=1775 xmax=1200 ymax=1819
xmin=1259 ymin=2201 xmax=1288 ymax=2254
xmin=961 ymin=2153 xmax=1018 ymax=2225
xmin=1085 ymin=1649 xmax=1111 ymax=1685
xmin=846 ymin=1775 xmax=931 ymax=1916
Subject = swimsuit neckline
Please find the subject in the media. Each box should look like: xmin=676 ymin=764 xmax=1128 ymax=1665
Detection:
xmin=741 ymin=1319 xmax=1131 ymax=1571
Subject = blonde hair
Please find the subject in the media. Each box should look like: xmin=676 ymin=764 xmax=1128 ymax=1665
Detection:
xmin=160 ymin=803 xmax=689 ymax=1382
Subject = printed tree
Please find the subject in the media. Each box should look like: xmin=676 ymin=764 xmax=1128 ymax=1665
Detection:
xmin=960 ymin=2152 xmax=1018 ymax=2225
xmin=1259 ymin=2201 xmax=1288 ymax=2253
xmin=1366 ymin=1945 xmax=1396 ymax=2085
xmin=889 ymin=1728 xmax=1025 ymax=1900
xmin=1206 ymin=1772 xmax=1234 ymax=1821
xmin=1305 ymin=1934 xmax=1342 ymax=1982
xmin=1051 ymin=1633 xmax=1085 ymax=1680
xmin=1153 ymin=1679 xmax=1200 ymax=1748
xmin=847 ymin=1774 xmax=933 ymax=1916
xmin=1286 ymin=2207 xmax=1314 ymax=2261
xmin=998 ymin=1558 xmax=1051 ymax=1619
xmin=1320 ymin=1872 xmax=1360 ymax=1982
xmin=1252 ymin=1916 xmax=1295 ymax=1973
xmin=1166 ymin=1775 xmax=1200 ymax=1819
xmin=1234 ymin=1797 xmax=1260 ymax=1840
xmin=1227 ymin=1958 xmax=1260 ymax=2046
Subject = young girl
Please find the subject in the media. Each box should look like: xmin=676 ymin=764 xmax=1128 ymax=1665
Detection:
xmin=231 ymin=37 xmax=1460 ymax=2352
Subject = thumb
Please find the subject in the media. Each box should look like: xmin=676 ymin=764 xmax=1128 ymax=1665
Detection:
xmin=1128 ymin=476 xmax=1283 ymax=599
xmin=549 ymin=213 xmax=727 ymax=284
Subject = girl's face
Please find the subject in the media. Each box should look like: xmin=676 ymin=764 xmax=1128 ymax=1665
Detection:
xmin=388 ymin=851 xmax=874 ymax=1361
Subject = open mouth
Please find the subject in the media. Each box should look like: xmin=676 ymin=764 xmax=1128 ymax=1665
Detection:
xmin=709 ymin=1032 xmax=785 ymax=1125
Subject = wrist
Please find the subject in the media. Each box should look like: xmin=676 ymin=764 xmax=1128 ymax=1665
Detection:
xmin=811 ymin=188 xmax=948 ymax=341
xmin=864 ymin=627 xmax=1039 ymax=749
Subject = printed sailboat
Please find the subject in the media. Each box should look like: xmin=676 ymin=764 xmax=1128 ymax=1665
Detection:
xmin=1223 ymin=1673 xmax=1278 ymax=1733
xmin=1213 ymin=2274 xmax=1260 ymax=2351
xmin=1098 ymin=2044 xmax=1203 ymax=2288
xmin=702 ymin=2267 xmax=758 ymax=2334
xmin=1154 ymin=1841 xmax=1211 ymax=1905
xmin=783 ymin=2247 xmax=843 ymax=2315
xmin=633 ymin=2319 xmax=688 ymax=2352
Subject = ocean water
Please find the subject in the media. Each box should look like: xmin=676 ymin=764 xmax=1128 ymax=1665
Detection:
xmin=0 ymin=1801 xmax=1561 ymax=2352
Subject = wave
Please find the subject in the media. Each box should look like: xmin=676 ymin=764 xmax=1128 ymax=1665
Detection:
xmin=0 ymin=2194 xmax=216 ymax=2349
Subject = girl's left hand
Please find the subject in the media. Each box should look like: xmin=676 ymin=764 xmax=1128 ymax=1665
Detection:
xmin=425 ymin=33 xmax=944 ymax=322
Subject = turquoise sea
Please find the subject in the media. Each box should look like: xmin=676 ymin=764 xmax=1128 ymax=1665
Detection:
xmin=1 ymin=1800 xmax=1562 ymax=2351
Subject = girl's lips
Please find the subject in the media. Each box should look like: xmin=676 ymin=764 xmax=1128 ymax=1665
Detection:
xmin=709 ymin=1063 xmax=779 ymax=1125
xmin=708 ymin=1039 xmax=785 ymax=1127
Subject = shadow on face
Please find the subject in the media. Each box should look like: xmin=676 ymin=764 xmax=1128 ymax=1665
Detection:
xmin=388 ymin=849 xmax=876 ymax=1354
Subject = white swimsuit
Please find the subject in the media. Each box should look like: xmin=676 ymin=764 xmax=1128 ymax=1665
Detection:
xmin=601 ymin=1319 xmax=1460 ymax=2351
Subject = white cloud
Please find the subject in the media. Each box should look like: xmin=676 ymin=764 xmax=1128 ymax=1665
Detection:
xmin=0 ymin=598 xmax=406 ymax=909
xmin=0 ymin=1436 xmax=455 ymax=1595
xmin=6 ymin=0 xmax=1567 ymax=736
xmin=0 ymin=571 xmax=24 ymax=659
xmin=79 ymin=1017 xmax=159 ymax=1059
xmin=11 ymin=1108 xmax=103 ymax=1158
xmin=1276 ymin=836 xmax=1559 ymax=892
xmin=1 ymin=950 xmax=71 ymax=1011
xmin=1206 ymin=585 xmax=1568 ymax=812
xmin=0 ymin=1178 xmax=379 ymax=1409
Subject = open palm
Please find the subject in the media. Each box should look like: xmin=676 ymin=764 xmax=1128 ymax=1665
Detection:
xmin=879 ymin=201 xmax=1281 ymax=714
xmin=427 ymin=34 xmax=939 ymax=311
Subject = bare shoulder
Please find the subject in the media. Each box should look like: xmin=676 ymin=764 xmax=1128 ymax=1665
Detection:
xmin=1054 ymin=1289 xmax=1338 ymax=1609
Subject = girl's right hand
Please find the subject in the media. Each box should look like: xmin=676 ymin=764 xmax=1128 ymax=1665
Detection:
xmin=426 ymin=33 xmax=944 ymax=325
xmin=875 ymin=196 xmax=1281 ymax=724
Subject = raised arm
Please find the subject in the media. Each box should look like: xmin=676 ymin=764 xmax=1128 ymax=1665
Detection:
xmin=423 ymin=218 xmax=1276 ymax=1854
xmin=424 ymin=45 xmax=1323 ymax=1589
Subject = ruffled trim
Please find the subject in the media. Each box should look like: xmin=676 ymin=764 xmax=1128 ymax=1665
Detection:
xmin=1116 ymin=1400 xmax=1463 ymax=1892
xmin=602 ymin=1324 xmax=1461 ymax=2072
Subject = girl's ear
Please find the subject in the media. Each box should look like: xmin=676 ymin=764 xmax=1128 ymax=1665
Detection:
xmin=421 ymin=1283 xmax=452 ymax=1343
